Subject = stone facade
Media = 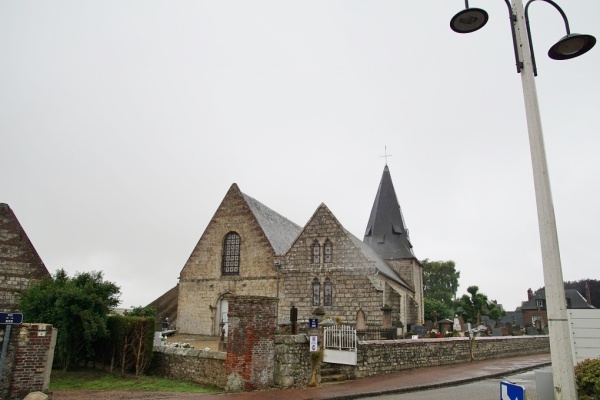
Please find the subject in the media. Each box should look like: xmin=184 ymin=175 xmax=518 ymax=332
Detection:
xmin=0 ymin=204 xmax=51 ymax=312
xmin=178 ymin=185 xmax=283 ymax=335
xmin=0 ymin=324 xmax=57 ymax=400
xmin=281 ymin=204 xmax=419 ymax=328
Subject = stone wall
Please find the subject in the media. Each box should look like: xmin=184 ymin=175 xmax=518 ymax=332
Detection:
xmin=355 ymin=335 xmax=550 ymax=378
xmin=151 ymin=334 xmax=549 ymax=390
xmin=0 ymin=324 xmax=56 ymax=400
xmin=150 ymin=347 xmax=226 ymax=388
xmin=282 ymin=205 xmax=394 ymax=327
xmin=273 ymin=335 xmax=311 ymax=388
xmin=0 ymin=203 xmax=51 ymax=312
xmin=177 ymin=185 xmax=278 ymax=335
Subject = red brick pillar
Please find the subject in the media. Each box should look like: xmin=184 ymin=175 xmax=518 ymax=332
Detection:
xmin=225 ymin=296 xmax=277 ymax=391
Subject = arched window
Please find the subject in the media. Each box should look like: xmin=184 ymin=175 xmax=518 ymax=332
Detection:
xmin=311 ymin=240 xmax=320 ymax=264
xmin=222 ymin=232 xmax=241 ymax=275
xmin=312 ymin=278 xmax=320 ymax=306
xmin=323 ymin=239 xmax=332 ymax=263
xmin=324 ymin=277 xmax=333 ymax=306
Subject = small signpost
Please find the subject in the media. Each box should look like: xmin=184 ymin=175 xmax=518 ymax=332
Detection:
xmin=0 ymin=312 xmax=23 ymax=325
xmin=1 ymin=312 xmax=24 ymax=377
xmin=500 ymin=381 xmax=525 ymax=400
xmin=308 ymin=318 xmax=318 ymax=329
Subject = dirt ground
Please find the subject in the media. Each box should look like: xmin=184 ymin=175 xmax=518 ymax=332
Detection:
xmin=164 ymin=334 xmax=222 ymax=351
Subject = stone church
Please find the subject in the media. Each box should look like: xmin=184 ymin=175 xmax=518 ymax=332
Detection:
xmin=176 ymin=166 xmax=424 ymax=335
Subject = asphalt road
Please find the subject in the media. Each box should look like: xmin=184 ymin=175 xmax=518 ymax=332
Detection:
xmin=358 ymin=367 xmax=551 ymax=400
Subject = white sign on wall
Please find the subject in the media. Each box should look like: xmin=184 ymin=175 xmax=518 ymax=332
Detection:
xmin=309 ymin=335 xmax=318 ymax=352
xmin=569 ymin=309 xmax=600 ymax=364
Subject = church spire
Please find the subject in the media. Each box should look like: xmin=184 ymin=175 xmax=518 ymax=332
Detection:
xmin=363 ymin=165 xmax=415 ymax=259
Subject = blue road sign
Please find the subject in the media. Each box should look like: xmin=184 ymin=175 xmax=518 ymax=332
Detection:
xmin=0 ymin=312 xmax=23 ymax=325
xmin=308 ymin=318 xmax=318 ymax=328
xmin=500 ymin=381 xmax=525 ymax=400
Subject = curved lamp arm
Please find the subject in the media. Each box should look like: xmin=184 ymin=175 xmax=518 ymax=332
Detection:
xmin=525 ymin=0 xmax=571 ymax=76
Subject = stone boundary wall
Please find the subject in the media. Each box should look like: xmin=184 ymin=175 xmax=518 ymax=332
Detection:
xmin=273 ymin=335 xmax=311 ymax=388
xmin=355 ymin=335 xmax=550 ymax=378
xmin=150 ymin=335 xmax=549 ymax=390
xmin=0 ymin=324 xmax=57 ymax=400
xmin=150 ymin=347 xmax=226 ymax=388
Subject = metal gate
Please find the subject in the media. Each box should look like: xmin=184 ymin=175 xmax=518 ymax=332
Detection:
xmin=323 ymin=325 xmax=357 ymax=365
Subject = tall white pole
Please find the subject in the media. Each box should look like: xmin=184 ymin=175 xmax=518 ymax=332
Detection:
xmin=512 ymin=1 xmax=577 ymax=398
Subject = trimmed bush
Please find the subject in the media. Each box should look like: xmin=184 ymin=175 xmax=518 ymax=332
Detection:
xmin=575 ymin=358 xmax=600 ymax=400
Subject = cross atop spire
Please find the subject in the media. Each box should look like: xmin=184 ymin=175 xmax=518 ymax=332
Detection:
xmin=380 ymin=146 xmax=392 ymax=165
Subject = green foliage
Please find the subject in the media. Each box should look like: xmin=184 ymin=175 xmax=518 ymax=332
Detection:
xmin=455 ymin=285 xmax=488 ymax=325
xmin=421 ymin=259 xmax=460 ymax=307
xmin=103 ymin=315 xmax=155 ymax=376
xmin=19 ymin=269 xmax=120 ymax=370
xmin=487 ymin=302 xmax=506 ymax=326
xmin=575 ymin=358 xmax=600 ymax=400
xmin=128 ymin=306 xmax=156 ymax=319
xmin=424 ymin=298 xmax=452 ymax=322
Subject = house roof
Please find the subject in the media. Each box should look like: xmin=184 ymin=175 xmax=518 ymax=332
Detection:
xmin=241 ymin=191 xmax=302 ymax=255
xmin=363 ymin=166 xmax=415 ymax=260
xmin=521 ymin=288 xmax=595 ymax=310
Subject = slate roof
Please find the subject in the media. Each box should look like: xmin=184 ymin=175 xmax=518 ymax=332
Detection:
xmin=242 ymin=192 xmax=302 ymax=255
xmin=363 ymin=166 xmax=415 ymax=260
xmin=347 ymin=229 xmax=414 ymax=292
xmin=521 ymin=288 xmax=595 ymax=310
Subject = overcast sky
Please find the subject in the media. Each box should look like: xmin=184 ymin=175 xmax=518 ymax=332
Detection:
xmin=1 ymin=1 xmax=598 ymax=312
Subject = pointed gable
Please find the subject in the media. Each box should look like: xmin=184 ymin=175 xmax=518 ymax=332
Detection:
xmin=363 ymin=166 xmax=415 ymax=260
xmin=295 ymin=203 xmax=413 ymax=291
xmin=1 ymin=203 xmax=51 ymax=311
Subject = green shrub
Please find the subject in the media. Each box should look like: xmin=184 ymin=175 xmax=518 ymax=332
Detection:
xmin=575 ymin=358 xmax=600 ymax=400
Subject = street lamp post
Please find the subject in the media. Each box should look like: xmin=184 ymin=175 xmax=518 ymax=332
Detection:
xmin=450 ymin=1 xmax=595 ymax=399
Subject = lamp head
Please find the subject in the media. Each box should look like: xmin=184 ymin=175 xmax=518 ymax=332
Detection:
xmin=450 ymin=8 xmax=489 ymax=34
xmin=548 ymin=33 xmax=596 ymax=60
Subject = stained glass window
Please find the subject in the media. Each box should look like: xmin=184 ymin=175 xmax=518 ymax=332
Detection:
xmin=312 ymin=240 xmax=320 ymax=264
xmin=324 ymin=239 xmax=332 ymax=263
xmin=324 ymin=277 xmax=333 ymax=306
xmin=312 ymin=278 xmax=320 ymax=306
xmin=222 ymin=232 xmax=241 ymax=275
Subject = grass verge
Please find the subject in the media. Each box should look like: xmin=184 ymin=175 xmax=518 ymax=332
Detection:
xmin=50 ymin=369 xmax=222 ymax=393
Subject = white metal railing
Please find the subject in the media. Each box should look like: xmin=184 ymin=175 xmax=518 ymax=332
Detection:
xmin=324 ymin=324 xmax=357 ymax=351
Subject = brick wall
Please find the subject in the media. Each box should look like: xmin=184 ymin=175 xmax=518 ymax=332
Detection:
xmin=0 ymin=324 xmax=56 ymax=400
xmin=225 ymin=296 xmax=277 ymax=392
xmin=150 ymin=347 xmax=226 ymax=388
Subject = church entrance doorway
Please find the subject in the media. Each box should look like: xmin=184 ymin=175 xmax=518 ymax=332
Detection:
xmin=217 ymin=298 xmax=229 ymax=337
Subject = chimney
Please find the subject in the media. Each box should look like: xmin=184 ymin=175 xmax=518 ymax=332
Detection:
xmin=527 ymin=288 xmax=533 ymax=301
xmin=585 ymin=282 xmax=592 ymax=306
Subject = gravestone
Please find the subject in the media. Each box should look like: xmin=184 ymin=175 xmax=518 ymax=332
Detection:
xmin=411 ymin=324 xmax=427 ymax=338
xmin=424 ymin=320 xmax=433 ymax=332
